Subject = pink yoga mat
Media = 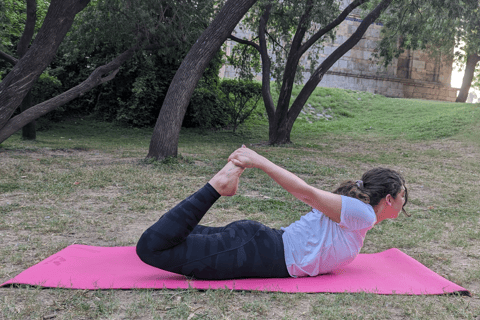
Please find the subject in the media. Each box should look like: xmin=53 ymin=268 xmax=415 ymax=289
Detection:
xmin=1 ymin=245 xmax=470 ymax=295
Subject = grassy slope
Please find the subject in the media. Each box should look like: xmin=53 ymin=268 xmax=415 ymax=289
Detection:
xmin=1 ymin=87 xmax=479 ymax=319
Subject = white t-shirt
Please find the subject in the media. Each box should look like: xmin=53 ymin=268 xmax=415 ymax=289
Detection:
xmin=281 ymin=196 xmax=376 ymax=277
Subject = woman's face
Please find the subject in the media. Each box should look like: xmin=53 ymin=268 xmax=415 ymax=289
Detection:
xmin=390 ymin=187 xmax=406 ymax=218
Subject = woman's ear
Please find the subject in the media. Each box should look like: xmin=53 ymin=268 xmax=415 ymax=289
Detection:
xmin=385 ymin=194 xmax=393 ymax=206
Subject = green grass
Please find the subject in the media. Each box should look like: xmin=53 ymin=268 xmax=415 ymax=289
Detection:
xmin=1 ymin=87 xmax=480 ymax=319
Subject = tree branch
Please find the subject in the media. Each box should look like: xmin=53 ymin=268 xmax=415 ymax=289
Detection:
xmin=0 ymin=47 xmax=136 ymax=144
xmin=300 ymin=0 xmax=368 ymax=55
xmin=265 ymin=30 xmax=289 ymax=55
xmin=288 ymin=0 xmax=393 ymax=129
xmin=0 ymin=50 xmax=18 ymax=65
xmin=228 ymin=34 xmax=261 ymax=51
xmin=273 ymin=0 xmax=314 ymax=136
xmin=258 ymin=4 xmax=276 ymax=124
xmin=16 ymin=0 xmax=37 ymax=57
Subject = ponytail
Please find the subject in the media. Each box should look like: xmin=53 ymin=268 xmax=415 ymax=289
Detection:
xmin=332 ymin=180 xmax=370 ymax=204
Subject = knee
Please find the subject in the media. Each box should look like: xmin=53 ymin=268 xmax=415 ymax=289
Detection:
xmin=136 ymin=230 xmax=173 ymax=271
xmin=136 ymin=232 xmax=154 ymax=266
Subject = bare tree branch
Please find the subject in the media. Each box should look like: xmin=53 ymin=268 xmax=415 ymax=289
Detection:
xmin=0 ymin=47 xmax=136 ymax=143
xmin=286 ymin=0 xmax=393 ymax=133
xmin=300 ymin=0 xmax=368 ymax=55
xmin=0 ymin=50 xmax=18 ymax=65
xmin=228 ymin=34 xmax=261 ymax=51
xmin=257 ymin=4 xmax=275 ymax=123
xmin=17 ymin=0 xmax=37 ymax=58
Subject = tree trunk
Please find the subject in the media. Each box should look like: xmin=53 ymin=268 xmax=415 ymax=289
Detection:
xmin=456 ymin=53 xmax=480 ymax=103
xmin=269 ymin=0 xmax=314 ymax=145
xmin=0 ymin=0 xmax=90 ymax=131
xmin=12 ymin=0 xmax=37 ymax=140
xmin=0 ymin=48 xmax=135 ymax=144
xmin=16 ymin=0 xmax=37 ymax=59
xmin=146 ymin=0 xmax=258 ymax=160
xmin=269 ymin=0 xmax=393 ymax=144
xmin=258 ymin=4 xmax=275 ymax=127
xmin=20 ymin=92 xmax=36 ymax=140
xmin=269 ymin=117 xmax=291 ymax=144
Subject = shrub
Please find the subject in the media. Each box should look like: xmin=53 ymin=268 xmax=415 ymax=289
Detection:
xmin=182 ymin=87 xmax=229 ymax=129
xmin=220 ymin=79 xmax=262 ymax=132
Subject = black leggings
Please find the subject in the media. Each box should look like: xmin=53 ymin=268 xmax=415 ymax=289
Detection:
xmin=136 ymin=183 xmax=290 ymax=280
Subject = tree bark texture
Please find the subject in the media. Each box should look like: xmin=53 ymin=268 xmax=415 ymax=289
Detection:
xmin=17 ymin=0 xmax=37 ymax=140
xmin=20 ymin=92 xmax=36 ymax=140
xmin=0 ymin=51 xmax=18 ymax=65
xmin=147 ymin=0 xmax=258 ymax=160
xmin=0 ymin=48 xmax=135 ymax=144
xmin=269 ymin=0 xmax=315 ymax=145
xmin=17 ymin=0 xmax=37 ymax=58
xmin=0 ymin=0 xmax=90 ymax=132
xmin=269 ymin=0 xmax=393 ymax=144
xmin=456 ymin=53 xmax=480 ymax=103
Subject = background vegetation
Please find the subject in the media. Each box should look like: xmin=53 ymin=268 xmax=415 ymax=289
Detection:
xmin=1 ymin=87 xmax=479 ymax=319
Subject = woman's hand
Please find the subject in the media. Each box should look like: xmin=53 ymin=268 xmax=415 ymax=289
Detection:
xmin=228 ymin=145 xmax=265 ymax=169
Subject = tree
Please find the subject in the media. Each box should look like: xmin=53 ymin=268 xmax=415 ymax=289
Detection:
xmin=0 ymin=0 xmax=50 ymax=140
xmin=0 ymin=0 xmax=215 ymax=144
xmin=0 ymin=0 xmax=91 ymax=143
xmin=374 ymin=0 xmax=480 ymax=103
xmin=226 ymin=0 xmax=394 ymax=144
xmin=146 ymin=0 xmax=395 ymax=159
xmin=147 ymin=0 xmax=259 ymax=160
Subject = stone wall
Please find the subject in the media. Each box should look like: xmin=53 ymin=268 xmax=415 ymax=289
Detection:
xmin=221 ymin=8 xmax=459 ymax=102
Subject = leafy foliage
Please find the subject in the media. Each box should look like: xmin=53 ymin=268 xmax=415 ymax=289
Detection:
xmin=30 ymin=70 xmax=62 ymax=107
xmin=183 ymin=87 xmax=230 ymax=129
xmin=183 ymin=51 xmax=230 ymax=129
xmin=34 ymin=0 xmax=220 ymax=126
xmin=0 ymin=0 xmax=47 ymax=49
xmin=220 ymin=79 xmax=262 ymax=132
xmin=51 ymin=48 xmax=181 ymax=126
xmin=226 ymin=42 xmax=261 ymax=81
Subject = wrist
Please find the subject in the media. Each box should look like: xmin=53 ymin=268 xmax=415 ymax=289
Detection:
xmin=256 ymin=155 xmax=271 ymax=171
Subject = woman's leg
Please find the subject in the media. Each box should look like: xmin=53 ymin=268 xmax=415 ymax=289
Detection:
xmin=136 ymin=162 xmax=242 ymax=269
xmin=138 ymin=217 xmax=289 ymax=279
xmin=136 ymin=162 xmax=289 ymax=279
xmin=136 ymin=182 xmax=220 ymax=259
xmin=182 ymin=219 xmax=289 ymax=279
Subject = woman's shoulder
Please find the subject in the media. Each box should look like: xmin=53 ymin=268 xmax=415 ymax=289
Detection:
xmin=340 ymin=195 xmax=376 ymax=228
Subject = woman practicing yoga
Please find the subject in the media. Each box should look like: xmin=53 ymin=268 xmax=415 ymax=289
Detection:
xmin=136 ymin=146 xmax=408 ymax=280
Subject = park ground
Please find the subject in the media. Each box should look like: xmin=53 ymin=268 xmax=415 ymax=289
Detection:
xmin=1 ymin=87 xmax=480 ymax=319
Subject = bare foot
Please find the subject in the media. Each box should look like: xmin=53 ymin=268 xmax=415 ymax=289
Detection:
xmin=209 ymin=161 xmax=245 ymax=196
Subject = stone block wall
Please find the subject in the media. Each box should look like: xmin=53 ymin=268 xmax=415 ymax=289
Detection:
xmin=221 ymin=8 xmax=459 ymax=102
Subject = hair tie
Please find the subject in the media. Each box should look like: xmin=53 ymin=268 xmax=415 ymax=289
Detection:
xmin=356 ymin=180 xmax=364 ymax=188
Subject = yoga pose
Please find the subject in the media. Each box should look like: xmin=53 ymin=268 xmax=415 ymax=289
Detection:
xmin=136 ymin=146 xmax=408 ymax=280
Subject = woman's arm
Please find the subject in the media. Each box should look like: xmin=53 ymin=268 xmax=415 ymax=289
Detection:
xmin=228 ymin=147 xmax=342 ymax=223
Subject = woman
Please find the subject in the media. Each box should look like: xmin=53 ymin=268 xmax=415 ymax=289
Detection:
xmin=136 ymin=146 xmax=408 ymax=279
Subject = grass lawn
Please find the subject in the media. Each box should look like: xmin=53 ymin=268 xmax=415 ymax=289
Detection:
xmin=1 ymin=87 xmax=479 ymax=319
